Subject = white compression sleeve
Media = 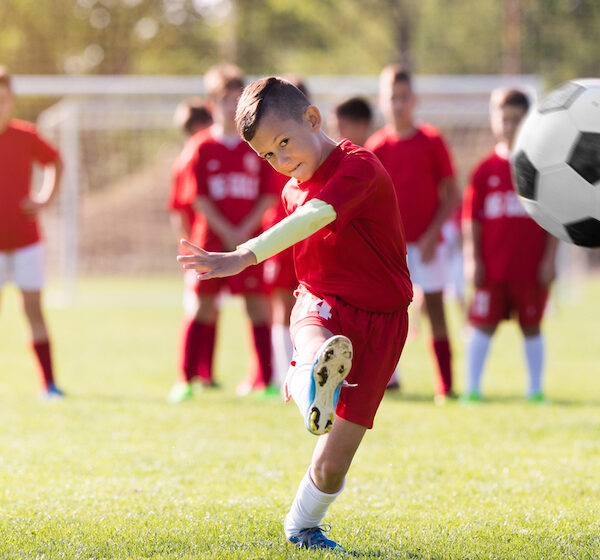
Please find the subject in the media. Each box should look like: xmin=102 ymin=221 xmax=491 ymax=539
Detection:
xmin=239 ymin=198 xmax=337 ymax=264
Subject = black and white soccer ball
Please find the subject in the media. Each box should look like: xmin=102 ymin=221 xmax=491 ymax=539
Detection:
xmin=511 ymin=78 xmax=600 ymax=247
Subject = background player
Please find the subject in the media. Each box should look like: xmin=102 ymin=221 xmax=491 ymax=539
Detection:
xmin=366 ymin=64 xmax=460 ymax=403
xmin=330 ymin=96 xmax=373 ymax=147
xmin=178 ymin=77 xmax=412 ymax=552
xmin=166 ymin=97 xmax=214 ymax=387
xmin=462 ymin=88 xmax=558 ymax=402
xmin=0 ymin=67 xmax=64 ymax=399
xmin=167 ymin=64 xmax=278 ymax=404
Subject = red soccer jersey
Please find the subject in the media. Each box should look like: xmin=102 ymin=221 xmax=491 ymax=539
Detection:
xmin=167 ymin=130 xmax=209 ymax=248
xmin=187 ymin=128 xmax=278 ymax=251
xmin=0 ymin=120 xmax=60 ymax=251
xmin=462 ymin=145 xmax=549 ymax=284
xmin=283 ymin=140 xmax=413 ymax=313
xmin=365 ymin=124 xmax=455 ymax=243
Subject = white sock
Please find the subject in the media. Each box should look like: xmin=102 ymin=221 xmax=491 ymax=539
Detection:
xmin=284 ymin=467 xmax=345 ymax=538
xmin=466 ymin=328 xmax=492 ymax=394
xmin=288 ymin=362 xmax=314 ymax=417
xmin=272 ymin=323 xmax=294 ymax=389
xmin=524 ymin=334 xmax=544 ymax=396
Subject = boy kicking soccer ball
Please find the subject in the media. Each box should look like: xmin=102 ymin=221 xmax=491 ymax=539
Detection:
xmin=178 ymin=77 xmax=412 ymax=551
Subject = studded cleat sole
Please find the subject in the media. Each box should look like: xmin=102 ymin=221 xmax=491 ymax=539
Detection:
xmin=305 ymin=335 xmax=353 ymax=435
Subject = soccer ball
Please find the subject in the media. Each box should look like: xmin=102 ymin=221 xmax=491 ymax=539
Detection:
xmin=511 ymin=78 xmax=600 ymax=247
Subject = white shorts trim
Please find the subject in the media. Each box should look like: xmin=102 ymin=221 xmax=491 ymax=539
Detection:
xmin=406 ymin=242 xmax=448 ymax=293
xmin=0 ymin=242 xmax=45 ymax=291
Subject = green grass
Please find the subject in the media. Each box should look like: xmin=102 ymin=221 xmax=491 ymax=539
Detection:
xmin=0 ymin=276 xmax=599 ymax=559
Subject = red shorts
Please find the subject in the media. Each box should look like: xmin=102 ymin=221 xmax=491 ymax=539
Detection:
xmin=290 ymin=286 xmax=409 ymax=429
xmin=468 ymin=282 xmax=549 ymax=327
xmin=263 ymin=248 xmax=297 ymax=292
xmin=195 ymin=262 xmax=268 ymax=295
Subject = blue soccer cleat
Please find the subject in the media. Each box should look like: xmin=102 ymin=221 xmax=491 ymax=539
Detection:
xmin=288 ymin=525 xmax=346 ymax=552
xmin=305 ymin=335 xmax=353 ymax=436
xmin=41 ymin=383 xmax=65 ymax=401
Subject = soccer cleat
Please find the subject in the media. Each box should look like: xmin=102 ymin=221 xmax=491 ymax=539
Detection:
xmin=460 ymin=390 xmax=483 ymax=404
xmin=434 ymin=390 xmax=458 ymax=405
xmin=254 ymin=384 xmax=281 ymax=400
xmin=305 ymin=335 xmax=353 ymax=436
xmin=288 ymin=525 xmax=346 ymax=552
xmin=167 ymin=381 xmax=193 ymax=404
xmin=527 ymin=391 xmax=549 ymax=404
xmin=40 ymin=384 xmax=65 ymax=401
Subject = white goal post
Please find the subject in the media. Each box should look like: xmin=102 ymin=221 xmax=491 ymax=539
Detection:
xmin=14 ymin=73 xmax=547 ymax=303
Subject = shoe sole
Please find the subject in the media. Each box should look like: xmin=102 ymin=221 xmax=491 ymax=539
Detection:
xmin=306 ymin=335 xmax=353 ymax=435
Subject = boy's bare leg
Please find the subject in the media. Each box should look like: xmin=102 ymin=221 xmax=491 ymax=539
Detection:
xmin=311 ymin=416 xmax=366 ymax=493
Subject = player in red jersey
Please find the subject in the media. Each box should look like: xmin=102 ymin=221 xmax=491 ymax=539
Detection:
xmin=0 ymin=67 xmax=64 ymax=399
xmin=365 ymin=65 xmax=461 ymax=403
xmin=178 ymin=77 xmax=412 ymax=552
xmin=167 ymin=65 xmax=278 ymax=404
xmin=462 ymin=88 xmax=558 ymax=403
xmin=166 ymin=97 xmax=214 ymax=387
xmin=330 ymin=96 xmax=373 ymax=148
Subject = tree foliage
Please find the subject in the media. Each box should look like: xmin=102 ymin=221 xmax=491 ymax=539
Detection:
xmin=0 ymin=0 xmax=598 ymax=82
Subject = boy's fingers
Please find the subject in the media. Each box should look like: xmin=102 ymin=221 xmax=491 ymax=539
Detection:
xmin=179 ymin=239 xmax=206 ymax=255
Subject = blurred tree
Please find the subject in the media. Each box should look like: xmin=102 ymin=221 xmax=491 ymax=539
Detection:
xmin=0 ymin=0 xmax=598 ymax=82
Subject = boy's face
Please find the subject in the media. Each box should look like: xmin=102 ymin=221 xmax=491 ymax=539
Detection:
xmin=379 ymin=79 xmax=415 ymax=129
xmin=333 ymin=116 xmax=370 ymax=147
xmin=0 ymin=85 xmax=14 ymax=131
xmin=491 ymin=103 xmax=527 ymax=149
xmin=213 ymin=87 xmax=242 ymax=126
xmin=248 ymin=106 xmax=325 ymax=182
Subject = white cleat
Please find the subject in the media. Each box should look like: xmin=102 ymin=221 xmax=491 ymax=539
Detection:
xmin=305 ymin=335 xmax=353 ymax=435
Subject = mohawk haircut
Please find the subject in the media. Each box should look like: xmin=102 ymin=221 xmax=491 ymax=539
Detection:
xmin=235 ymin=77 xmax=311 ymax=142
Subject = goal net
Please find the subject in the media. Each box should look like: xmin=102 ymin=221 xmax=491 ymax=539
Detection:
xmin=16 ymin=73 xmax=584 ymax=303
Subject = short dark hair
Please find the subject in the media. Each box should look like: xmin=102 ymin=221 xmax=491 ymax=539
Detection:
xmin=204 ymin=63 xmax=245 ymax=100
xmin=335 ymin=97 xmax=372 ymax=123
xmin=174 ymin=97 xmax=213 ymax=135
xmin=0 ymin=66 xmax=12 ymax=90
xmin=380 ymin=64 xmax=412 ymax=88
xmin=235 ymin=76 xmax=311 ymax=142
xmin=498 ymin=88 xmax=530 ymax=112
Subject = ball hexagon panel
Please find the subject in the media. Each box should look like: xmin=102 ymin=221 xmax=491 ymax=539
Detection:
xmin=511 ymin=150 xmax=538 ymax=200
xmin=567 ymin=132 xmax=600 ymax=185
xmin=536 ymin=165 xmax=598 ymax=223
xmin=565 ymin=81 xmax=600 ymax=134
xmin=537 ymin=81 xmax=586 ymax=114
xmin=564 ymin=217 xmax=600 ymax=247
xmin=518 ymin=198 xmax=569 ymax=243
xmin=514 ymin=107 xmax=580 ymax=171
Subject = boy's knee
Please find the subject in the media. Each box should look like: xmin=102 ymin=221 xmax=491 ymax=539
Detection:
xmin=311 ymin=458 xmax=347 ymax=492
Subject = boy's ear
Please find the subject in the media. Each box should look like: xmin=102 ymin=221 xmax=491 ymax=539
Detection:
xmin=304 ymin=105 xmax=322 ymax=130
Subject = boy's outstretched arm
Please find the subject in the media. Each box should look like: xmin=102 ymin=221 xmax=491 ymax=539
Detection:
xmin=177 ymin=240 xmax=256 ymax=280
xmin=177 ymin=198 xmax=337 ymax=279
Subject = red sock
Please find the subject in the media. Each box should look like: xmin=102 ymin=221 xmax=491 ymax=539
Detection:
xmin=251 ymin=324 xmax=273 ymax=388
xmin=180 ymin=320 xmax=215 ymax=383
xmin=432 ymin=337 xmax=453 ymax=395
xmin=196 ymin=323 xmax=216 ymax=383
xmin=32 ymin=340 xmax=54 ymax=390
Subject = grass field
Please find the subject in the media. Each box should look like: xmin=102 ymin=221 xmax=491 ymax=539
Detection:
xmin=0 ymin=276 xmax=599 ymax=559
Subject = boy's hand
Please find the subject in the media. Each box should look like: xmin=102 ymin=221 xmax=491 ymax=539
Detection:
xmin=177 ymin=239 xmax=256 ymax=280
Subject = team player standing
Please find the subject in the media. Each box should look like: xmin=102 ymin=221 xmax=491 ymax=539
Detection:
xmin=167 ymin=64 xmax=279 ymax=404
xmin=366 ymin=65 xmax=461 ymax=403
xmin=462 ymin=88 xmax=558 ymax=402
xmin=0 ymin=67 xmax=65 ymax=399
